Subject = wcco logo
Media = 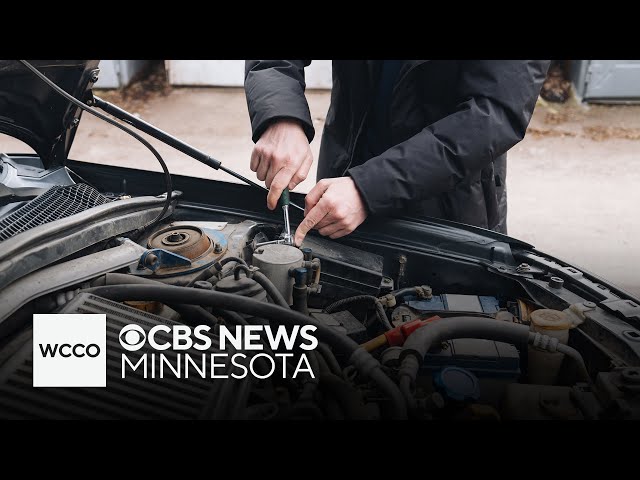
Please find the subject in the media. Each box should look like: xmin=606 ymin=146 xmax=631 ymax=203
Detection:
xmin=33 ymin=314 xmax=106 ymax=387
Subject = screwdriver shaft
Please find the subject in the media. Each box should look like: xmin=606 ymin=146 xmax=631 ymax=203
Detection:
xmin=283 ymin=204 xmax=291 ymax=238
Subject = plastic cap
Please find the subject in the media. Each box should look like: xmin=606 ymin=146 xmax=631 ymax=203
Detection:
xmin=434 ymin=367 xmax=480 ymax=402
xmin=530 ymin=309 xmax=571 ymax=330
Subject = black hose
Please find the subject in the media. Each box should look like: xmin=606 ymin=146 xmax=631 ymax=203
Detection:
xmin=84 ymin=284 xmax=355 ymax=354
xmin=176 ymin=305 xmax=219 ymax=326
xmin=391 ymin=285 xmax=432 ymax=300
xmin=316 ymin=342 xmax=343 ymax=378
xmin=81 ymin=283 xmax=406 ymax=418
xmin=231 ymin=264 xmax=290 ymax=309
xmin=19 ymin=60 xmax=173 ymax=233
xmin=93 ymin=273 xmax=218 ymax=326
xmin=186 ymin=257 xmax=248 ymax=288
xmin=314 ymin=350 xmax=331 ymax=374
xmin=212 ymin=309 xmax=247 ymax=326
xmin=298 ymin=351 xmax=320 ymax=401
xmin=233 ymin=264 xmax=253 ymax=281
xmin=325 ymin=295 xmax=392 ymax=331
xmin=392 ymin=287 xmax=418 ymax=298
xmin=217 ymin=256 xmax=248 ymax=269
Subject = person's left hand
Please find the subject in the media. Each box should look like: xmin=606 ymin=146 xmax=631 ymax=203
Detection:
xmin=294 ymin=177 xmax=368 ymax=245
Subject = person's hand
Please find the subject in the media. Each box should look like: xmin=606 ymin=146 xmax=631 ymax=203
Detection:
xmin=294 ymin=177 xmax=368 ymax=245
xmin=251 ymin=119 xmax=313 ymax=210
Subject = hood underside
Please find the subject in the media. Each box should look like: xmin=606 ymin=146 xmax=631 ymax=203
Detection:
xmin=0 ymin=60 xmax=99 ymax=168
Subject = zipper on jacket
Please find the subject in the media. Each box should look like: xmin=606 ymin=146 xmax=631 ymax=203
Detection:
xmin=342 ymin=61 xmax=426 ymax=176
xmin=341 ymin=108 xmax=370 ymax=176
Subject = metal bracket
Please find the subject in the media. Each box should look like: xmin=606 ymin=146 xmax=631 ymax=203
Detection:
xmin=138 ymin=248 xmax=192 ymax=272
xmin=602 ymin=299 xmax=640 ymax=323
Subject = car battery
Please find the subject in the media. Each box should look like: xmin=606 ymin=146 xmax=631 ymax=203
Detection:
xmin=422 ymin=337 xmax=521 ymax=406
xmin=404 ymin=293 xmax=500 ymax=314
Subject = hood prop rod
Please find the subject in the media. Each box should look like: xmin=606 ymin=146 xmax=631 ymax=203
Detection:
xmin=91 ymin=95 xmax=304 ymax=212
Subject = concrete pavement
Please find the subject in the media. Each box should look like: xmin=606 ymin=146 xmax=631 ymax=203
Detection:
xmin=1 ymin=88 xmax=639 ymax=297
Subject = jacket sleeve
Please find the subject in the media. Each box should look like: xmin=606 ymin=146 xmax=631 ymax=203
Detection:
xmin=244 ymin=60 xmax=315 ymax=143
xmin=348 ymin=60 xmax=550 ymax=216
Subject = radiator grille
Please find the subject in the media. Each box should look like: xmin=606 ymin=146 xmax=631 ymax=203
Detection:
xmin=0 ymin=294 xmax=251 ymax=419
xmin=0 ymin=184 xmax=112 ymax=242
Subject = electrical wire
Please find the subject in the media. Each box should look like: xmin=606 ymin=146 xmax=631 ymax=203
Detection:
xmin=18 ymin=60 xmax=173 ymax=233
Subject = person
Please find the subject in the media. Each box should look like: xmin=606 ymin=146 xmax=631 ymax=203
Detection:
xmin=244 ymin=60 xmax=549 ymax=245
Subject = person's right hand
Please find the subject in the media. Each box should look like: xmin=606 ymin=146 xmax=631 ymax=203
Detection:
xmin=251 ymin=119 xmax=313 ymax=210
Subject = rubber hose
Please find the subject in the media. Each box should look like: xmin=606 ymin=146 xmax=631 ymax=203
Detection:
xmin=391 ymin=287 xmax=417 ymax=298
xmin=186 ymin=256 xmax=250 ymax=288
xmin=218 ymin=256 xmax=248 ymax=268
xmin=399 ymin=376 xmax=416 ymax=411
xmin=212 ymin=308 xmax=247 ymax=326
xmin=299 ymin=351 xmax=320 ymax=400
xmin=324 ymin=295 xmax=392 ymax=331
xmin=397 ymin=317 xmax=531 ymax=406
xmin=314 ymin=350 xmax=331 ymax=374
xmin=531 ymin=333 xmax=592 ymax=384
xmin=315 ymin=342 xmax=343 ymax=378
xmin=85 ymin=285 xmax=363 ymax=367
xmin=83 ymin=283 xmax=405 ymax=418
xmin=370 ymin=367 xmax=408 ymax=419
xmin=230 ymin=264 xmax=290 ymax=309
xmin=233 ymin=264 xmax=253 ymax=280
xmin=401 ymin=316 xmax=531 ymax=361
xmin=96 ymin=273 xmax=219 ymax=326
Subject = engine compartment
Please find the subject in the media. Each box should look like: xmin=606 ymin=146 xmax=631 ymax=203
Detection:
xmin=1 ymin=178 xmax=640 ymax=420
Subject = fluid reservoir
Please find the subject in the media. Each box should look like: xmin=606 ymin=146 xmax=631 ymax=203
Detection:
xmin=252 ymin=244 xmax=304 ymax=305
xmin=528 ymin=309 xmax=572 ymax=385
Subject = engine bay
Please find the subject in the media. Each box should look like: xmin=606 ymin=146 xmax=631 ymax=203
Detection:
xmin=1 ymin=177 xmax=639 ymax=420
xmin=2 ymin=60 xmax=639 ymax=421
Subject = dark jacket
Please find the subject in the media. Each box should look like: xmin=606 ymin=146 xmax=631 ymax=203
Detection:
xmin=244 ymin=60 xmax=549 ymax=231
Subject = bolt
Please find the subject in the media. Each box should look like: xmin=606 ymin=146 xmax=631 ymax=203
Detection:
xmin=498 ymin=266 xmax=507 ymax=272
xmin=214 ymin=243 xmax=223 ymax=254
xmin=90 ymin=72 xmax=99 ymax=83
xmin=583 ymin=301 xmax=596 ymax=309
xmin=516 ymin=263 xmax=530 ymax=272
xmin=71 ymin=118 xmax=80 ymax=128
xmin=193 ymin=281 xmax=213 ymax=290
xmin=144 ymin=253 xmax=158 ymax=267
xmin=549 ymin=276 xmax=564 ymax=289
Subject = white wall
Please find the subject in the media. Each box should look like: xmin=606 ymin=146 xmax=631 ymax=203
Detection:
xmin=166 ymin=60 xmax=332 ymax=89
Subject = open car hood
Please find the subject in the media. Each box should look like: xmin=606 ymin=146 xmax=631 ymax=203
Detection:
xmin=0 ymin=60 xmax=99 ymax=168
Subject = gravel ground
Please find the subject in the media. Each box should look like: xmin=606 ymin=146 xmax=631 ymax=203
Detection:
xmin=2 ymin=88 xmax=639 ymax=297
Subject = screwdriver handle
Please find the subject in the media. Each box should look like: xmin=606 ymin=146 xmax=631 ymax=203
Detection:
xmin=279 ymin=188 xmax=290 ymax=208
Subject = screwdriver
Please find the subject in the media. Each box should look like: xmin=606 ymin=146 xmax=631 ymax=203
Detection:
xmin=280 ymin=188 xmax=294 ymax=245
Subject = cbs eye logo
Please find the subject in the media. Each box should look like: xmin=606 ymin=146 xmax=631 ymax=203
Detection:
xmin=119 ymin=324 xmax=146 ymax=351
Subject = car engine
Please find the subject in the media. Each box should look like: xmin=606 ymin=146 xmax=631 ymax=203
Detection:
xmin=0 ymin=179 xmax=639 ymax=421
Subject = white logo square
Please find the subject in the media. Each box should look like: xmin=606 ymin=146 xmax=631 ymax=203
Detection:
xmin=33 ymin=314 xmax=106 ymax=387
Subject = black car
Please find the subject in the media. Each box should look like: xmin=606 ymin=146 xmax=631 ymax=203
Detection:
xmin=1 ymin=60 xmax=639 ymax=420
